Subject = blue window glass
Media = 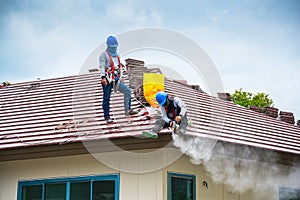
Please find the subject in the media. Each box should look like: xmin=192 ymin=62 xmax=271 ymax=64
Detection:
xmin=22 ymin=185 xmax=42 ymax=200
xmin=45 ymin=183 xmax=66 ymax=200
xmin=93 ymin=180 xmax=115 ymax=200
xmin=279 ymin=187 xmax=300 ymax=200
xmin=168 ymin=172 xmax=196 ymax=200
xmin=17 ymin=174 xmax=119 ymax=200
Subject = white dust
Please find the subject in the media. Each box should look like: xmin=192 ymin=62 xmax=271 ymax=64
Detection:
xmin=172 ymin=134 xmax=300 ymax=198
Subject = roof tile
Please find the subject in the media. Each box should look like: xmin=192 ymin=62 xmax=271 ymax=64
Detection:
xmin=0 ymin=58 xmax=300 ymax=156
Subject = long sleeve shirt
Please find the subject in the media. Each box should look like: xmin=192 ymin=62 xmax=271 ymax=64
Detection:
xmin=160 ymin=97 xmax=187 ymax=123
xmin=99 ymin=51 xmax=123 ymax=80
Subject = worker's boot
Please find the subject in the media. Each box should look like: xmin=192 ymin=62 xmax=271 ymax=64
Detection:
xmin=142 ymin=130 xmax=158 ymax=138
xmin=126 ymin=109 xmax=138 ymax=116
xmin=106 ymin=118 xmax=115 ymax=124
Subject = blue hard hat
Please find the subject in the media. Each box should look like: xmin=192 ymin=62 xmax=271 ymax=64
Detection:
xmin=156 ymin=91 xmax=167 ymax=106
xmin=106 ymin=35 xmax=118 ymax=47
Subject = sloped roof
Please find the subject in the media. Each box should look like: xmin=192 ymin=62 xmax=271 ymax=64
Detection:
xmin=0 ymin=72 xmax=159 ymax=150
xmin=1 ymin=59 xmax=300 ymax=159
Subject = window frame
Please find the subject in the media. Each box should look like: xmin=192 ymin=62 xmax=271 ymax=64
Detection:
xmin=167 ymin=172 xmax=196 ymax=200
xmin=17 ymin=174 xmax=120 ymax=200
xmin=278 ymin=186 xmax=300 ymax=200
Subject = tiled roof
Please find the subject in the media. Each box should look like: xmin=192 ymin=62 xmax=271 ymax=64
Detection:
xmin=0 ymin=72 xmax=158 ymax=150
xmin=1 ymin=58 xmax=300 ymax=156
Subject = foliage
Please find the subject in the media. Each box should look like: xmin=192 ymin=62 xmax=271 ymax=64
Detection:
xmin=231 ymin=88 xmax=274 ymax=109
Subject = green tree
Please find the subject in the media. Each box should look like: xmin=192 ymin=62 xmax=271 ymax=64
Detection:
xmin=251 ymin=92 xmax=273 ymax=108
xmin=231 ymin=88 xmax=252 ymax=108
xmin=231 ymin=88 xmax=274 ymax=109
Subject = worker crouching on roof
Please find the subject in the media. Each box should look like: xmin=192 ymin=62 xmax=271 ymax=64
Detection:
xmin=143 ymin=91 xmax=188 ymax=138
xmin=99 ymin=35 xmax=137 ymax=123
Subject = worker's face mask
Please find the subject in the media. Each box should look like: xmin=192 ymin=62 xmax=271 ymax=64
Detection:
xmin=107 ymin=46 xmax=118 ymax=56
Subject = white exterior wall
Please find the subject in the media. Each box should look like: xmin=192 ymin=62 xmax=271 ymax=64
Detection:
xmin=0 ymin=154 xmax=117 ymax=200
xmin=163 ymin=154 xmax=241 ymax=200
xmin=0 ymin=153 xmax=165 ymax=200
xmin=0 ymin=151 xmax=295 ymax=200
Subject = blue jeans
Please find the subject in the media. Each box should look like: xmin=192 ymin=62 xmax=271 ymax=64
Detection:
xmin=102 ymin=81 xmax=132 ymax=120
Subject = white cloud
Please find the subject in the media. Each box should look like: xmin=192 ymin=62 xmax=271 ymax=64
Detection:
xmin=0 ymin=0 xmax=164 ymax=82
xmin=209 ymin=16 xmax=220 ymax=22
xmin=102 ymin=1 xmax=163 ymax=29
xmin=1 ymin=0 xmax=299 ymax=120
xmin=184 ymin=23 xmax=300 ymax=119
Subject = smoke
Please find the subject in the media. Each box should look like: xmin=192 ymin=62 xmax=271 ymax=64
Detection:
xmin=172 ymin=134 xmax=300 ymax=199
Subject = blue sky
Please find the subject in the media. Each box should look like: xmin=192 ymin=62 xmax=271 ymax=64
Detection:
xmin=0 ymin=0 xmax=299 ymax=119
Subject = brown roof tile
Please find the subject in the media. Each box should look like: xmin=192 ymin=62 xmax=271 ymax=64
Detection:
xmin=1 ymin=58 xmax=300 ymax=156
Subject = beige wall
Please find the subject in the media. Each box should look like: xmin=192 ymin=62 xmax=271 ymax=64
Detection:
xmin=0 ymin=154 xmax=116 ymax=200
xmin=0 ymin=150 xmax=294 ymax=200
xmin=163 ymin=154 xmax=241 ymax=200
xmin=0 ymin=152 xmax=165 ymax=200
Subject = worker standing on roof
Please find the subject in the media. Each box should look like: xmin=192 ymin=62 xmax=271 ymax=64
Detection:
xmin=99 ymin=35 xmax=137 ymax=123
xmin=143 ymin=91 xmax=188 ymax=138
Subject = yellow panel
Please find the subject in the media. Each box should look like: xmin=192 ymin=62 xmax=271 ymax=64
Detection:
xmin=143 ymin=73 xmax=164 ymax=108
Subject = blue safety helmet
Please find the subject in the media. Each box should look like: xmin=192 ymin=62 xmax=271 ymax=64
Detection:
xmin=106 ymin=35 xmax=118 ymax=47
xmin=156 ymin=91 xmax=167 ymax=106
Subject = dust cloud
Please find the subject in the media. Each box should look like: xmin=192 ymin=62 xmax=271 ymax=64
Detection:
xmin=172 ymin=134 xmax=300 ymax=199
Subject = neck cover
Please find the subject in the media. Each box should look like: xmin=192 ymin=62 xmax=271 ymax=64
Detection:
xmin=107 ymin=46 xmax=118 ymax=57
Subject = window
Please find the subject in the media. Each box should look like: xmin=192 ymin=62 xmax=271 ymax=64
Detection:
xmin=279 ymin=187 xmax=300 ymax=200
xmin=18 ymin=174 xmax=119 ymax=200
xmin=168 ymin=172 xmax=196 ymax=200
xmin=45 ymin=183 xmax=66 ymax=200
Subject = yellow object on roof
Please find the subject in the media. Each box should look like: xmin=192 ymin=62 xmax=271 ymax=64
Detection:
xmin=143 ymin=73 xmax=164 ymax=108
